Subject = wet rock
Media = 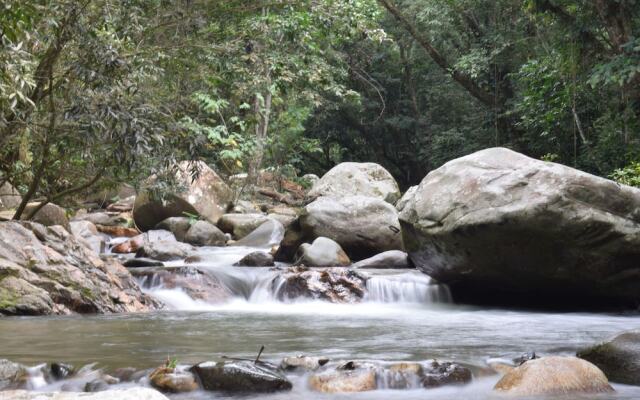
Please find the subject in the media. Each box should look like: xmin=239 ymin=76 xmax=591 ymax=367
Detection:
xmin=0 ymin=359 xmax=27 ymax=390
xmin=70 ymin=221 xmax=105 ymax=254
xmin=133 ymin=161 xmax=233 ymax=231
xmin=578 ymin=329 xmax=640 ymax=385
xmin=422 ymin=361 xmax=472 ymax=388
xmin=300 ymin=196 xmax=403 ymax=261
xmin=184 ymin=220 xmax=226 ymax=246
xmin=275 ymin=267 xmax=366 ymax=303
xmin=21 ymin=203 xmax=70 ymax=231
xmin=96 ymin=225 xmax=139 ymax=238
xmin=73 ymin=212 xmax=127 ymax=227
xmin=51 ymin=362 xmax=74 ymax=380
xmin=494 ymin=356 xmax=614 ymax=395
xmin=399 ymin=147 xmax=640 ymax=307
xmin=136 ymin=234 xmax=193 ymax=261
xmin=267 ymin=213 xmax=296 ymax=229
xmin=132 ymin=267 xmax=231 ymax=303
xmin=150 ymin=366 xmax=198 ymax=393
xmin=280 ymin=356 xmax=329 ymax=372
xmin=0 ymin=221 xmax=159 ymax=315
xmin=383 ymin=363 xmax=424 ymax=389
xmin=0 ymin=183 xmax=21 ymax=211
xmin=352 ymin=250 xmax=410 ymax=269
xmin=309 ymin=367 xmax=377 ymax=393
xmin=111 ymin=235 xmax=144 ymax=254
xmin=233 ymin=219 xmax=285 ymax=248
xmin=2 ymin=388 xmax=170 ymax=399
xmin=307 ymin=162 xmax=401 ymax=204
xmin=294 ymin=237 xmax=351 ymax=267
xmin=111 ymin=367 xmax=140 ymax=382
xmin=84 ymin=378 xmax=110 ymax=392
xmin=234 ymin=251 xmax=275 ymax=267
xmin=218 ymin=213 xmax=269 ymax=239
xmin=155 ymin=217 xmax=192 ymax=242
xmin=123 ymin=258 xmax=164 ymax=268
xmin=191 ymin=360 xmax=292 ymax=392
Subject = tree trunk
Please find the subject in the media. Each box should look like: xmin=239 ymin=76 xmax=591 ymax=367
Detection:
xmin=248 ymin=88 xmax=272 ymax=185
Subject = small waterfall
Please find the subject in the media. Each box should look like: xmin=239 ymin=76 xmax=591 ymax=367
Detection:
xmin=364 ymin=272 xmax=451 ymax=303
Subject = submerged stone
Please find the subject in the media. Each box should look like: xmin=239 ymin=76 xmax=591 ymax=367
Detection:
xmin=578 ymin=330 xmax=640 ymax=386
xmin=190 ymin=360 xmax=292 ymax=392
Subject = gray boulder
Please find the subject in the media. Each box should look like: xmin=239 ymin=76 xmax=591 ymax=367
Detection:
xmin=70 ymin=221 xmax=106 ymax=254
xmin=218 ymin=213 xmax=269 ymax=239
xmin=190 ymin=361 xmax=292 ymax=392
xmin=395 ymin=185 xmax=418 ymax=213
xmin=308 ymin=162 xmax=401 ymax=204
xmin=184 ymin=221 xmax=226 ymax=246
xmin=233 ymin=219 xmax=284 ymax=248
xmin=72 ymin=212 xmax=127 ymax=227
xmin=399 ymin=147 xmax=640 ymax=307
xmin=21 ymin=203 xmax=70 ymax=231
xmin=295 ymin=237 xmax=351 ymax=267
xmin=578 ymin=330 xmax=640 ymax=385
xmin=2 ymin=388 xmax=170 ymax=400
xmin=133 ymin=161 xmax=233 ymax=231
xmin=300 ymin=196 xmax=404 ymax=260
xmin=233 ymin=251 xmax=275 ymax=267
xmin=274 ymin=266 xmax=366 ymax=303
xmin=136 ymin=240 xmax=193 ymax=261
xmin=352 ymin=250 xmax=410 ymax=269
xmin=0 ymin=359 xmax=27 ymax=390
xmin=155 ymin=217 xmax=192 ymax=242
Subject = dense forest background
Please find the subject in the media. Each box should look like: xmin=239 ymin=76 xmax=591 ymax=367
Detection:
xmin=1 ymin=0 xmax=639 ymax=215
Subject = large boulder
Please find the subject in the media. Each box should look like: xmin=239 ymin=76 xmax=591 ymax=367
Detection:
xmin=494 ymin=356 xmax=613 ymax=396
xmin=190 ymin=361 xmax=292 ymax=392
xmin=399 ymin=147 xmax=640 ymax=307
xmin=0 ymin=183 xmax=21 ymax=210
xmin=133 ymin=161 xmax=233 ymax=231
xmin=300 ymin=196 xmax=403 ymax=261
xmin=218 ymin=214 xmax=269 ymax=239
xmin=2 ymin=388 xmax=170 ymax=400
xmin=0 ymin=221 xmax=159 ymax=315
xmin=308 ymin=162 xmax=401 ymax=204
xmin=21 ymin=203 xmax=70 ymax=231
xmin=352 ymin=250 xmax=410 ymax=269
xmin=136 ymin=240 xmax=193 ymax=261
xmin=183 ymin=221 xmax=226 ymax=246
xmin=155 ymin=217 xmax=192 ymax=242
xmin=578 ymin=330 xmax=640 ymax=385
xmin=295 ymin=237 xmax=351 ymax=267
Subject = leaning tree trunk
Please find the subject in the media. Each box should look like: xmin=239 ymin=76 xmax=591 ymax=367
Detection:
xmin=247 ymin=88 xmax=272 ymax=186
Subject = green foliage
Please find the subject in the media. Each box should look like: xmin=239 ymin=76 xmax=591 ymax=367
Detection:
xmin=610 ymin=163 xmax=640 ymax=187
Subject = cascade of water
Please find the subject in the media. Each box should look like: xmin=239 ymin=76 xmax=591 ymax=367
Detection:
xmin=364 ymin=271 xmax=452 ymax=303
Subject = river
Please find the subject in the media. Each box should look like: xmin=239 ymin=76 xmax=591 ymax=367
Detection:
xmin=0 ymin=245 xmax=639 ymax=399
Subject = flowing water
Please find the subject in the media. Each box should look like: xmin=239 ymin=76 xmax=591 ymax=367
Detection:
xmin=1 ymin=245 xmax=639 ymax=399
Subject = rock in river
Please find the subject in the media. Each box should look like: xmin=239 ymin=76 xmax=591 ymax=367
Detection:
xmin=0 ymin=221 xmax=158 ymax=315
xmin=309 ymin=365 xmax=377 ymax=393
xmin=155 ymin=217 xmax=192 ymax=242
xmin=150 ymin=366 xmax=199 ymax=393
xmin=234 ymin=251 xmax=275 ymax=267
xmin=294 ymin=237 xmax=351 ymax=267
xmin=578 ymin=329 xmax=640 ymax=385
xmin=218 ymin=213 xmax=269 ymax=239
xmin=274 ymin=266 xmax=366 ymax=303
xmin=399 ymin=147 xmax=640 ymax=307
xmin=307 ymin=162 xmax=401 ymax=204
xmin=1 ymin=388 xmax=170 ymax=400
xmin=184 ymin=220 xmax=226 ymax=246
xmin=352 ymin=250 xmax=410 ymax=269
xmin=190 ymin=360 xmax=292 ymax=392
xmin=494 ymin=356 xmax=613 ymax=396
xmin=232 ymin=219 xmax=284 ymax=248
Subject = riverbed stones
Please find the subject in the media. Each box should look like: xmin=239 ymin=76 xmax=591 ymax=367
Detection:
xmin=307 ymin=162 xmax=401 ymax=204
xmin=309 ymin=367 xmax=377 ymax=393
xmin=136 ymin=238 xmax=193 ymax=261
xmin=422 ymin=361 xmax=472 ymax=388
xmin=352 ymin=250 xmax=410 ymax=269
xmin=300 ymin=196 xmax=404 ymax=261
xmin=155 ymin=217 xmax=192 ymax=242
xmin=150 ymin=366 xmax=198 ymax=393
xmin=0 ymin=359 xmax=27 ymax=390
xmin=131 ymin=266 xmax=231 ymax=303
xmin=184 ymin=220 xmax=226 ymax=246
xmin=399 ymin=147 xmax=640 ymax=307
xmin=232 ymin=219 xmax=285 ymax=248
xmin=133 ymin=161 xmax=233 ymax=231
xmin=218 ymin=213 xmax=269 ymax=239
xmin=1 ymin=388 xmax=171 ymax=400
xmin=234 ymin=251 xmax=275 ymax=267
xmin=294 ymin=237 xmax=351 ymax=267
xmin=275 ymin=267 xmax=366 ymax=303
xmin=74 ymin=212 xmax=127 ymax=227
xmin=190 ymin=361 xmax=292 ymax=392
xmin=494 ymin=356 xmax=614 ymax=395
xmin=69 ymin=221 xmax=105 ymax=254
xmin=578 ymin=330 xmax=640 ymax=385
xmin=0 ymin=221 xmax=159 ymax=315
